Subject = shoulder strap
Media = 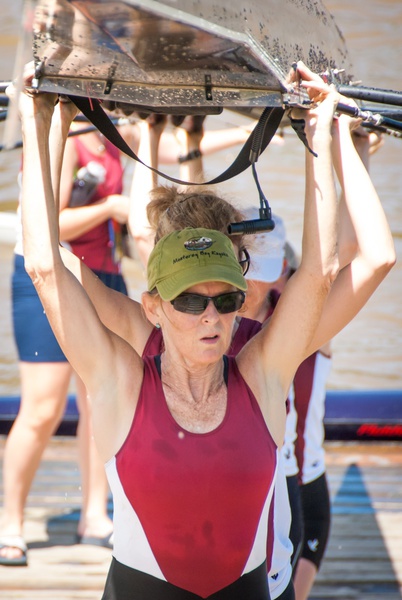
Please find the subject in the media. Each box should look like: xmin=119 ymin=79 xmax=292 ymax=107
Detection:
xmin=68 ymin=95 xmax=284 ymax=187
xmin=153 ymin=354 xmax=162 ymax=378
xmin=223 ymin=355 xmax=229 ymax=385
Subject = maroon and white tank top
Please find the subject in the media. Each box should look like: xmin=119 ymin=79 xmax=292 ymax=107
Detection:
xmin=105 ymin=355 xmax=278 ymax=598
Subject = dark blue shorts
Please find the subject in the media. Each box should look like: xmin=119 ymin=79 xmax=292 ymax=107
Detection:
xmin=12 ymin=254 xmax=128 ymax=363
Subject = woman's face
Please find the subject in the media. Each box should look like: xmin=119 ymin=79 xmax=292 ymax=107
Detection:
xmin=159 ymin=282 xmax=241 ymax=365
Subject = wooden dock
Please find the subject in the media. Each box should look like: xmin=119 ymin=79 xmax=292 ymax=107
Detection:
xmin=0 ymin=437 xmax=401 ymax=599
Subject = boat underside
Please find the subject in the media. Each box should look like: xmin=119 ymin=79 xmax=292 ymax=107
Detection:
xmin=26 ymin=0 xmax=354 ymax=115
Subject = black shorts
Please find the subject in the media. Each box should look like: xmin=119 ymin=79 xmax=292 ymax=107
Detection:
xmin=299 ymin=472 xmax=331 ymax=569
xmin=286 ymin=474 xmax=304 ymax=570
xmin=102 ymin=558 xmax=271 ymax=600
xmin=275 ymin=579 xmax=295 ymax=600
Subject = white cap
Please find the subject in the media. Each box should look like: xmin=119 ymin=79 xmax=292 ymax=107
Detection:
xmin=242 ymin=208 xmax=286 ymax=283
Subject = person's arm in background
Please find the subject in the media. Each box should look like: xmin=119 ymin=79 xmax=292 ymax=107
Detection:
xmin=157 ymin=116 xmax=284 ymax=165
xmin=173 ymin=116 xmax=205 ymax=183
xmin=128 ymin=115 xmax=231 ymax=268
xmin=57 ymin=132 xmax=129 ymax=242
xmin=128 ymin=115 xmax=167 ymax=267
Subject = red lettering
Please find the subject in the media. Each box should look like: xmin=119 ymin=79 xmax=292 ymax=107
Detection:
xmin=357 ymin=423 xmax=402 ymax=438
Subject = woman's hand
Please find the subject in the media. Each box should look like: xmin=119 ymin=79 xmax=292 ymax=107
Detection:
xmin=7 ymin=62 xmax=78 ymax=130
xmin=146 ymin=113 xmax=168 ymax=136
xmin=105 ymin=194 xmax=130 ymax=224
xmin=6 ymin=62 xmax=57 ymax=123
xmin=57 ymin=95 xmax=79 ymax=126
xmin=290 ymin=61 xmax=340 ymax=143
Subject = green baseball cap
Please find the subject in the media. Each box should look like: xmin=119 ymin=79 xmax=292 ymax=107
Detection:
xmin=147 ymin=228 xmax=247 ymax=301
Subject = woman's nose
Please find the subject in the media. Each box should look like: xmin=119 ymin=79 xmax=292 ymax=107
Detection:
xmin=201 ymin=298 xmax=220 ymax=322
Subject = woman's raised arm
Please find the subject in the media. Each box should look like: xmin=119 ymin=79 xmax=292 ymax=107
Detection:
xmin=16 ymin=84 xmax=143 ymax=460
xmin=44 ymin=104 xmax=152 ymax=355
xmin=251 ymin=65 xmax=340 ymax=390
xmin=305 ymin=114 xmax=396 ymax=355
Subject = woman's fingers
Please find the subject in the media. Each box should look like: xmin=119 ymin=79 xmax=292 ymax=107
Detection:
xmin=5 ymin=62 xmax=60 ymax=121
xmin=295 ymin=61 xmax=323 ymax=84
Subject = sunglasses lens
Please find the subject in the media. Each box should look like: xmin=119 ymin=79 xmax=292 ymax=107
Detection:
xmin=171 ymin=292 xmax=245 ymax=315
xmin=171 ymin=294 xmax=207 ymax=314
xmin=214 ymin=292 xmax=245 ymax=313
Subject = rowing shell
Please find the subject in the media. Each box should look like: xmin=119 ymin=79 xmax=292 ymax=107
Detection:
xmin=28 ymin=0 xmax=354 ymax=114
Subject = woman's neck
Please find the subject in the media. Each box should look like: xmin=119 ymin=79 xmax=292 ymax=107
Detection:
xmin=161 ymin=351 xmax=224 ymax=404
xmin=160 ymin=351 xmax=227 ymax=433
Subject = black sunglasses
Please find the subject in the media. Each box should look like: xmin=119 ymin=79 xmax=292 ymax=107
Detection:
xmin=239 ymin=247 xmax=250 ymax=276
xmin=171 ymin=291 xmax=246 ymax=315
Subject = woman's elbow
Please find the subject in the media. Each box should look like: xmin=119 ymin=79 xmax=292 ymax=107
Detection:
xmin=322 ymin=252 xmax=340 ymax=289
xmin=24 ymin=254 xmax=58 ymax=288
xmin=368 ymin=236 xmax=397 ymax=278
xmin=377 ymin=245 xmax=397 ymax=277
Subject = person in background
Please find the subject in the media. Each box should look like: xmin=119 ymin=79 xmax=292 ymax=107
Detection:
xmin=57 ymin=119 xmax=133 ymax=549
xmin=14 ymin=62 xmax=354 ymax=599
xmin=291 ymin=128 xmax=385 ymax=600
xmin=238 ymin=209 xmax=305 ymax=574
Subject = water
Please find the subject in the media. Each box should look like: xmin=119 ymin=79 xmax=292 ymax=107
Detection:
xmin=0 ymin=0 xmax=401 ymax=396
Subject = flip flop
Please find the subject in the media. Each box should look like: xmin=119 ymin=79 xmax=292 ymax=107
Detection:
xmin=0 ymin=535 xmax=28 ymax=567
xmin=76 ymin=532 xmax=113 ymax=549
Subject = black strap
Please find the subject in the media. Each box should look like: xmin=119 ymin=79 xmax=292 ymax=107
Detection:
xmin=289 ymin=117 xmax=318 ymax=157
xmin=68 ymin=95 xmax=284 ymax=187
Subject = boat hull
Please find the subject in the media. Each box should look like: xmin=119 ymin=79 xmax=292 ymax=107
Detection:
xmin=28 ymin=0 xmax=353 ymax=114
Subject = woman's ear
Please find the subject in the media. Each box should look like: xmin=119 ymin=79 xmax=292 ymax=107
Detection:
xmin=141 ymin=291 xmax=162 ymax=327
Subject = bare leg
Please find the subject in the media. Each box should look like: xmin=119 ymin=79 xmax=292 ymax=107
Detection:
xmin=0 ymin=361 xmax=72 ymax=560
xmin=293 ymin=558 xmax=318 ymax=600
xmin=75 ymin=375 xmax=112 ymax=539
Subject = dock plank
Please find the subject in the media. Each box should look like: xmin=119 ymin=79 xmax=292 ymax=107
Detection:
xmin=1 ymin=438 xmax=402 ymax=599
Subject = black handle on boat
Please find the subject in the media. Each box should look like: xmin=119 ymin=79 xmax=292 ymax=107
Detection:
xmin=338 ymin=85 xmax=402 ymax=107
xmin=228 ymin=205 xmax=275 ymax=236
xmin=228 ymin=218 xmax=275 ymax=235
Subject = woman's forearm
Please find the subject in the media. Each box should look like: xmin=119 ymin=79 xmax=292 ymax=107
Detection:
xmin=302 ymin=123 xmax=339 ymax=283
xmin=335 ymin=120 xmax=395 ymax=272
xmin=128 ymin=121 xmax=162 ymax=267
xmin=48 ymin=105 xmax=76 ymax=213
xmin=59 ymin=201 xmax=114 ymax=241
xmin=21 ymin=106 xmax=61 ymax=273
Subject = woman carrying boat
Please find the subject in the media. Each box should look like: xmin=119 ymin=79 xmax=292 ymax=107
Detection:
xmin=130 ymin=117 xmax=297 ymax=600
xmin=126 ymin=85 xmax=394 ymax=600
xmin=0 ymin=111 xmax=270 ymax=566
xmin=12 ymin=63 xmax=352 ymax=599
xmin=12 ymin=62 xmax=394 ymax=598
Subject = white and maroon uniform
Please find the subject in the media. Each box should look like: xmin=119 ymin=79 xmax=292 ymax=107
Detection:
xmin=104 ymin=355 xmax=278 ymax=599
xmin=293 ymin=351 xmax=332 ymax=485
xmin=143 ymin=320 xmax=293 ymax=599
